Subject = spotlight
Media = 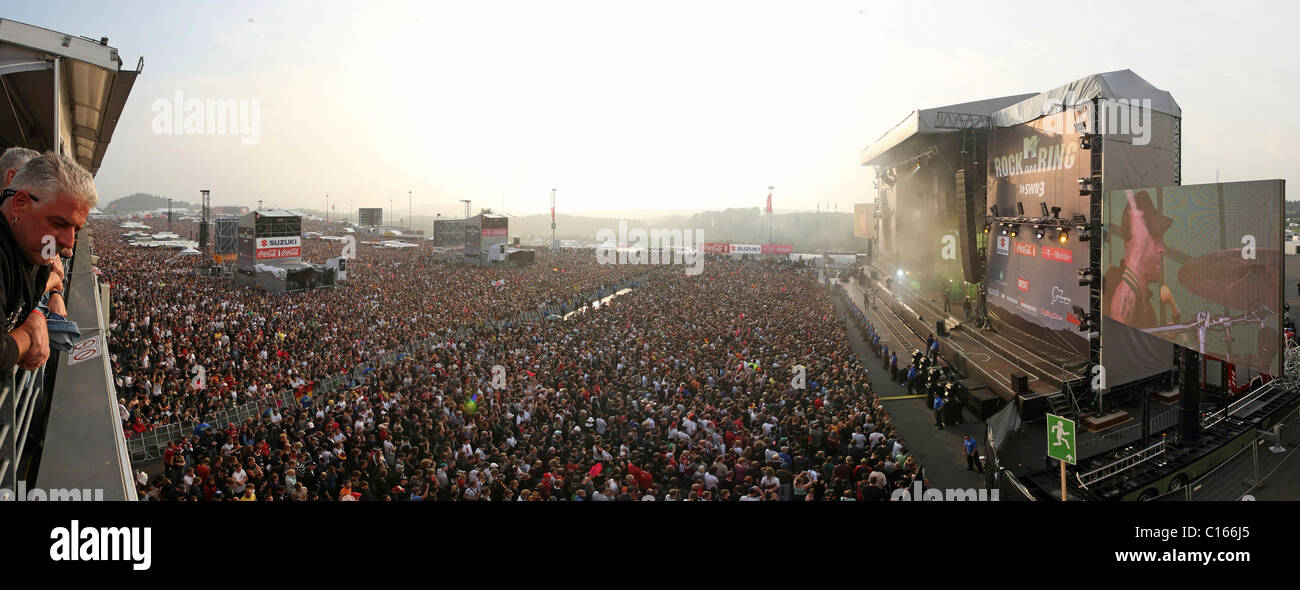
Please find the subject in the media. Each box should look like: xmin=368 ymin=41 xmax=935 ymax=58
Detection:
xmin=1077 ymin=224 xmax=1090 ymax=241
xmin=1008 ymin=224 xmax=1018 ymax=237
xmin=983 ymin=222 xmax=991 ymax=234
xmin=990 ymin=205 xmax=1000 ymax=218
xmin=1080 ymin=135 xmax=1091 ymax=150
xmin=1040 ymin=202 xmax=1049 ymax=218
xmin=1034 ymin=225 xmax=1045 ymax=239
xmin=1073 ymin=305 xmax=1091 ymax=331
xmin=1077 ymin=268 xmax=1093 ymax=287
xmin=1017 ymin=202 xmax=1025 ymax=216
xmin=911 ymin=162 xmax=922 ymax=175
xmin=1058 ymin=228 xmax=1069 ymax=244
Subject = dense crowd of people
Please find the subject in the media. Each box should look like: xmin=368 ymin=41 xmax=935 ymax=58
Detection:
xmin=101 ymin=219 xmax=925 ymax=501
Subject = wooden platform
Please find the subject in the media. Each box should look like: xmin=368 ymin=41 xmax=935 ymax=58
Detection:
xmin=1082 ymin=410 xmax=1133 ymax=433
xmin=1153 ymin=389 xmax=1181 ymax=405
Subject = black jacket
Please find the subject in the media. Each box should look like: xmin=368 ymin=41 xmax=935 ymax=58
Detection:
xmin=0 ymin=216 xmax=50 ymax=373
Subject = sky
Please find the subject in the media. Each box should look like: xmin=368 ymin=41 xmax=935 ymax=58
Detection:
xmin=4 ymin=0 xmax=1300 ymax=218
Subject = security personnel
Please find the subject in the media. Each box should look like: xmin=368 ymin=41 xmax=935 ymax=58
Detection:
xmin=933 ymin=394 xmax=946 ymax=430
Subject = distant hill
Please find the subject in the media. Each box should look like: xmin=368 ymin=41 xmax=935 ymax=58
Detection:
xmin=103 ymin=193 xmax=196 ymax=212
xmin=507 ymin=208 xmax=860 ymax=251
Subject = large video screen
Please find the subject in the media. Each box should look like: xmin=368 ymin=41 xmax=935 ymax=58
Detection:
xmin=1102 ymin=180 xmax=1284 ymax=375
xmin=984 ymin=109 xmax=1091 ymax=355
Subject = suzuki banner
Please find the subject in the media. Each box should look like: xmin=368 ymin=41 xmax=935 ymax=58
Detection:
xmin=731 ymin=244 xmax=761 ymax=255
xmin=255 ymin=236 xmax=302 ymax=260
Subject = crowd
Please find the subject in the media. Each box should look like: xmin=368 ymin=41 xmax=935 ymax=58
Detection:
xmin=99 ymin=220 xmax=927 ymax=501
xmin=100 ymin=219 xmax=648 ymax=433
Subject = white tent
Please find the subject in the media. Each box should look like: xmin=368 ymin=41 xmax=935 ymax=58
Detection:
xmin=178 ymin=247 xmax=200 ymax=256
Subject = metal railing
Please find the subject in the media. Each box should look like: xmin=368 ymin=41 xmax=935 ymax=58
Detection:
xmin=1153 ymin=405 xmax=1299 ymax=501
xmin=0 ymin=365 xmax=45 ymax=490
xmin=126 ymin=272 xmax=653 ymax=463
xmin=1077 ymin=406 xmax=1180 ymax=459
xmin=1078 ymin=439 xmax=1167 ymax=487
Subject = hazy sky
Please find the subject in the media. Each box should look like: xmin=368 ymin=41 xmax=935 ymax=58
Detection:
xmin=6 ymin=0 xmax=1299 ymax=217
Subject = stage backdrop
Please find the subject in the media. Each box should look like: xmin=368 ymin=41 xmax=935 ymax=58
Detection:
xmin=1102 ymin=180 xmax=1285 ymax=376
xmin=985 ymin=108 xmax=1091 ymax=357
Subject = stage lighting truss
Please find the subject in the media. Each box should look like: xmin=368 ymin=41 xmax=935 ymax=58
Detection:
xmin=1057 ymin=227 xmax=1068 ymax=244
xmin=1033 ymin=225 xmax=1045 ymax=240
xmin=1079 ymin=132 xmax=1098 ymax=150
xmin=1077 ymin=267 xmax=1094 ymax=287
xmin=1072 ymin=304 xmax=1092 ymax=332
xmin=1039 ymin=202 xmax=1050 ymax=218
xmin=1077 ymin=176 xmax=1100 ymax=196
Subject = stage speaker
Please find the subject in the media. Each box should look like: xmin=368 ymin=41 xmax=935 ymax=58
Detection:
xmin=954 ymin=168 xmax=983 ymax=283
xmin=965 ymin=385 xmax=1003 ymax=421
xmin=936 ymin=320 xmax=948 ymax=337
xmin=1010 ymin=372 xmax=1029 ymax=395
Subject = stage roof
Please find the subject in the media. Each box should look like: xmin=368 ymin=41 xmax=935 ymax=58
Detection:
xmin=0 ymin=19 xmax=141 ymax=175
xmin=991 ymin=69 xmax=1181 ymax=127
xmin=860 ymin=93 xmax=1037 ymax=168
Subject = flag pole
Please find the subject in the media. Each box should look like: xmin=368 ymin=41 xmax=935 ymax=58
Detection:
xmin=767 ymin=185 xmax=774 ymax=243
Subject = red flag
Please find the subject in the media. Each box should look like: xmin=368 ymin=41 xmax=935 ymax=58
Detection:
xmin=765 ymin=190 xmax=772 ymax=213
xmin=589 ymin=463 xmax=603 ymax=477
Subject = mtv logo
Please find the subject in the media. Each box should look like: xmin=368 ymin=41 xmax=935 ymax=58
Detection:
xmin=1022 ymin=136 xmax=1039 ymax=159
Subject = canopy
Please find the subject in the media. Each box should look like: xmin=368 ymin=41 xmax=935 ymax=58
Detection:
xmin=990 ymin=69 xmax=1181 ymax=127
xmin=860 ymin=93 xmax=1037 ymax=167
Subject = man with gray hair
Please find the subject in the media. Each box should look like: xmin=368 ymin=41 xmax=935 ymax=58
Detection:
xmin=0 ymin=151 xmax=96 ymax=372
xmin=0 ymin=147 xmax=39 ymax=190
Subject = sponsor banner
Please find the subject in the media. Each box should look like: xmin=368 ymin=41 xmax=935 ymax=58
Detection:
xmin=996 ymin=235 xmax=1010 ymax=256
xmin=700 ymin=242 xmax=730 ymax=254
xmin=761 ymin=244 xmax=793 ymax=255
xmin=1017 ymin=277 xmax=1029 ymax=292
xmin=1050 ymin=286 xmax=1072 ymax=307
xmin=1013 ymin=241 xmax=1037 ymax=258
xmin=257 ymin=236 xmax=300 ymax=249
xmin=1041 ymin=245 xmax=1073 ymax=263
xmin=853 ymin=203 xmax=875 ymax=239
xmin=1102 ymin=180 xmax=1284 ymax=375
xmin=254 ymin=236 xmax=301 ymax=260
xmin=731 ymin=244 xmax=761 ymax=255
xmin=256 ymin=247 xmax=301 ymax=259
xmin=481 ymin=228 xmax=508 ymax=237
xmin=1040 ymin=308 xmax=1065 ymax=321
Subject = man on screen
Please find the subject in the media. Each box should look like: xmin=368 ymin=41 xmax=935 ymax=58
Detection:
xmin=1104 ymin=189 xmax=1173 ymax=328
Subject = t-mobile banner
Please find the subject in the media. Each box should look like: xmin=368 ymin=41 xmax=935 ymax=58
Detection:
xmin=985 ymin=109 xmax=1092 ymax=356
xmin=761 ymin=244 xmax=793 ymax=255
